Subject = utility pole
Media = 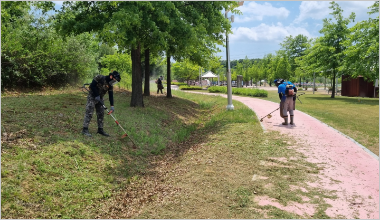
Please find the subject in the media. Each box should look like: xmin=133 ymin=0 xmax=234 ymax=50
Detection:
xmin=313 ymin=72 xmax=315 ymax=94
xmin=225 ymin=10 xmax=234 ymax=110
xmin=225 ymin=1 xmax=244 ymax=110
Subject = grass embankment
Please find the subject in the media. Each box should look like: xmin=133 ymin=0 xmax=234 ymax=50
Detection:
xmin=2 ymin=87 xmax=336 ymax=218
xmin=257 ymin=89 xmax=379 ymax=155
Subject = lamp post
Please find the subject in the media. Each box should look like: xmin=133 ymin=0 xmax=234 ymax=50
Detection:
xmin=225 ymin=1 xmax=244 ymax=110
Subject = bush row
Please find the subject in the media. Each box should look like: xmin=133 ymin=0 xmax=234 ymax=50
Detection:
xmin=208 ymin=86 xmax=268 ymax=97
xmin=168 ymin=82 xmax=188 ymax=86
xmin=179 ymin=85 xmax=202 ymax=90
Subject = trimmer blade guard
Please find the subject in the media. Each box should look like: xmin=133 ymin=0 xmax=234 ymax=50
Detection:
xmin=121 ymin=133 xmax=128 ymax=138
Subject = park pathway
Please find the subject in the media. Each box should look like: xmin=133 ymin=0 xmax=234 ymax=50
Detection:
xmin=181 ymin=88 xmax=379 ymax=219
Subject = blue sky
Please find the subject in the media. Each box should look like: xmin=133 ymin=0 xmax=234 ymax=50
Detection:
xmin=53 ymin=1 xmax=377 ymax=61
xmin=218 ymin=1 xmax=377 ymax=60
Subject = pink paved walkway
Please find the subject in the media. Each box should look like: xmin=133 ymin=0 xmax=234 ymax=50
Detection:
xmin=186 ymin=91 xmax=379 ymax=219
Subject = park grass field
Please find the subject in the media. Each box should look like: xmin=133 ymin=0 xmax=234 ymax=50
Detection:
xmin=1 ymin=86 xmax=336 ymax=218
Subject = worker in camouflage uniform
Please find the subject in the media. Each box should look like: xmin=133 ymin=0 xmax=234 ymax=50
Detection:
xmin=82 ymin=71 xmax=121 ymax=137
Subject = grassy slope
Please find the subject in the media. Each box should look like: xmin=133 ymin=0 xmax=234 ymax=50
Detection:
xmin=0 ymin=87 xmax=365 ymax=218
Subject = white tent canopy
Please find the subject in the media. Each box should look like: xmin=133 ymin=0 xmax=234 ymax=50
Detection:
xmin=201 ymin=71 xmax=217 ymax=78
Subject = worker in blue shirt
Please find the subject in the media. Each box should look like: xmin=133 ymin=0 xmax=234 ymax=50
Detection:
xmin=274 ymin=79 xmax=297 ymax=125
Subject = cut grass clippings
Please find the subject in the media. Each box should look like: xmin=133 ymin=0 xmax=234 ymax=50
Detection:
xmin=1 ymin=86 xmax=339 ymax=218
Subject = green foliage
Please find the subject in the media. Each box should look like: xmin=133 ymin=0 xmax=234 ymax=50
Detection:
xmin=208 ymin=86 xmax=227 ymax=93
xmin=99 ymin=53 xmax=133 ymax=90
xmin=208 ymin=86 xmax=268 ymax=97
xmin=170 ymin=82 xmax=188 ymax=86
xmin=172 ymin=59 xmax=200 ymax=82
xmin=179 ymin=85 xmax=202 ymax=90
xmin=232 ymin=87 xmax=268 ymax=97
xmin=342 ymin=1 xmax=379 ymax=82
xmin=280 ymin=34 xmax=310 ymax=73
xmin=1 ymin=2 xmax=99 ymax=90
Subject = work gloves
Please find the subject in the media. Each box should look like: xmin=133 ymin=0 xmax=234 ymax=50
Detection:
xmin=110 ymin=106 xmax=115 ymax=113
xmin=95 ymin=96 xmax=101 ymax=103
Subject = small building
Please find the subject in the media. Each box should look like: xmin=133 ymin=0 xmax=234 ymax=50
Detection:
xmin=341 ymin=75 xmax=378 ymax=98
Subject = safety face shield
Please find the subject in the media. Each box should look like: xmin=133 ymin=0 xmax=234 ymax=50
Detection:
xmin=109 ymin=79 xmax=118 ymax=86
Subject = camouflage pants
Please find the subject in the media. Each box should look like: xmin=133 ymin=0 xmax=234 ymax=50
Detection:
xmin=157 ymin=84 xmax=164 ymax=94
xmin=83 ymin=94 xmax=104 ymax=128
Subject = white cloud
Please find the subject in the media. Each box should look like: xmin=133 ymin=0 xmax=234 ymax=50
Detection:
xmin=230 ymin=23 xmax=312 ymax=43
xmin=294 ymin=1 xmax=376 ymax=23
xmin=294 ymin=1 xmax=330 ymax=23
xmin=339 ymin=1 xmax=377 ymax=21
xmin=235 ymin=1 xmax=290 ymax=23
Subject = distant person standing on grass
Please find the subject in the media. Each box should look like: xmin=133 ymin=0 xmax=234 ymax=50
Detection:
xmin=274 ymin=78 xmax=297 ymax=125
xmin=156 ymin=76 xmax=164 ymax=94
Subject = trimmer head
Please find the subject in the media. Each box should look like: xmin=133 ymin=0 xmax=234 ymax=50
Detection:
xmin=121 ymin=133 xmax=128 ymax=138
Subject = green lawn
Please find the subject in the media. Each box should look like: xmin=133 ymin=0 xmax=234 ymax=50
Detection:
xmin=1 ymin=87 xmax=340 ymax=218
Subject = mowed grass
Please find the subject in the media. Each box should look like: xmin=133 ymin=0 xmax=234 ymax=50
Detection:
xmin=256 ymin=89 xmax=379 ymax=155
xmin=94 ymin=90 xmax=335 ymax=219
xmin=1 ymin=86 xmax=336 ymax=218
xmin=1 ymin=88 xmax=207 ymax=218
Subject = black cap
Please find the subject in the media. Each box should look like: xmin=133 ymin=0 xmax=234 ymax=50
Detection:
xmin=111 ymin=71 xmax=121 ymax=82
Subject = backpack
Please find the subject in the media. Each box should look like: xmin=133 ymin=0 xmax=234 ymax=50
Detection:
xmin=285 ymin=83 xmax=294 ymax=96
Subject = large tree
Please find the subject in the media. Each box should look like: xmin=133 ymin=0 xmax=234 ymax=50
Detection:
xmin=342 ymin=1 xmax=379 ymax=82
xmin=172 ymin=59 xmax=200 ymax=82
xmin=164 ymin=1 xmax=239 ymax=98
xmin=280 ymin=34 xmax=310 ymax=73
xmin=55 ymin=1 xmax=169 ymax=107
xmin=315 ymin=1 xmax=355 ymax=98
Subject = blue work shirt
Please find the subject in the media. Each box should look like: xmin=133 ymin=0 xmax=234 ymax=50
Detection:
xmin=278 ymin=81 xmax=296 ymax=102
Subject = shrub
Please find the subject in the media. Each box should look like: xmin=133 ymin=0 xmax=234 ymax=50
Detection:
xmin=179 ymin=85 xmax=202 ymax=90
xmin=232 ymin=87 xmax=268 ymax=97
xmin=168 ymin=82 xmax=188 ymax=86
xmin=207 ymin=86 xmax=268 ymax=97
xmin=208 ymin=86 xmax=227 ymax=93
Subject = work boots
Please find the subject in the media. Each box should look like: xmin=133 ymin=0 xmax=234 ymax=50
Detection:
xmin=282 ymin=117 xmax=288 ymax=125
xmin=82 ymin=127 xmax=92 ymax=137
xmin=97 ymin=128 xmax=110 ymax=136
xmin=290 ymin=116 xmax=295 ymax=125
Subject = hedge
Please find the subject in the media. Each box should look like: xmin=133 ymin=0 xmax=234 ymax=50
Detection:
xmin=208 ymin=86 xmax=268 ymax=97
xmin=166 ymin=82 xmax=188 ymax=86
xmin=179 ymin=85 xmax=203 ymax=90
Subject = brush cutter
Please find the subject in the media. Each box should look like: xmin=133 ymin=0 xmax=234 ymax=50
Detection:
xmin=80 ymin=84 xmax=136 ymax=147
xmin=259 ymin=92 xmax=306 ymax=122
xmin=260 ymin=107 xmax=280 ymax=122
xmin=99 ymin=101 xmax=137 ymax=148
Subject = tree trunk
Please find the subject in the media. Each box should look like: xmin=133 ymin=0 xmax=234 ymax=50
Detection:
xmin=166 ymin=54 xmax=172 ymax=98
xmin=144 ymin=48 xmax=150 ymax=96
xmin=130 ymin=42 xmax=144 ymax=107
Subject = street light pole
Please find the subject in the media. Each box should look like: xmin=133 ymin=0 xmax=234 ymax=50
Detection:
xmin=225 ymin=1 xmax=244 ymax=110
xmin=225 ymin=10 xmax=234 ymax=110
